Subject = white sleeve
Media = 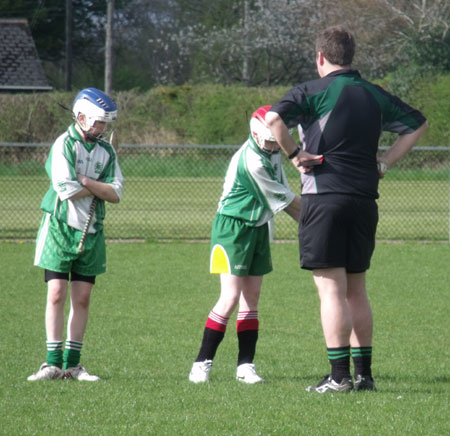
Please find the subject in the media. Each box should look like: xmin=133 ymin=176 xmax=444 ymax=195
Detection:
xmin=247 ymin=153 xmax=295 ymax=215
xmin=51 ymin=138 xmax=83 ymax=201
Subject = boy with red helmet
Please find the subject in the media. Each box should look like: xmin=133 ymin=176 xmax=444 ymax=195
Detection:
xmin=189 ymin=106 xmax=319 ymax=383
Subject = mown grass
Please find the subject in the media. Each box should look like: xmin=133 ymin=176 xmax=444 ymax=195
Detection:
xmin=0 ymin=241 xmax=448 ymax=436
xmin=0 ymin=173 xmax=448 ymax=241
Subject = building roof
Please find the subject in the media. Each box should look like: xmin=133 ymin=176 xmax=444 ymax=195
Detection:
xmin=0 ymin=18 xmax=52 ymax=91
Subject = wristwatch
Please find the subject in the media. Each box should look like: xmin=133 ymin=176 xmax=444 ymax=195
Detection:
xmin=377 ymin=161 xmax=388 ymax=175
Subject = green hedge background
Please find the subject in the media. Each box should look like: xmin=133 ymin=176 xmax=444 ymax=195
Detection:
xmin=0 ymin=73 xmax=448 ymax=146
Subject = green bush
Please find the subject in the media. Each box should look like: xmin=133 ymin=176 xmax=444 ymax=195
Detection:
xmin=411 ymin=74 xmax=450 ymax=145
xmin=0 ymin=77 xmax=448 ymax=145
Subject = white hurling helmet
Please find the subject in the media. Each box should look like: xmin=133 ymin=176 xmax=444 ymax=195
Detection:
xmin=72 ymin=87 xmax=118 ymax=131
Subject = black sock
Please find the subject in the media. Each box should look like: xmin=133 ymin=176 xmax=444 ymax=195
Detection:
xmin=195 ymin=327 xmax=225 ymax=362
xmin=352 ymin=346 xmax=373 ymax=378
xmin=327 ymin=346 xmax=351 ymax=383
xmin=237 ymin=329 xmax=258 ymax=366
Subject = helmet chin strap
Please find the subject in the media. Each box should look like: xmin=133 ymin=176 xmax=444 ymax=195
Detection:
xmin=262 ymin=146 xmax=274 ymax=155
xmin=86 ymin=131 xmax=103 ymax=141
xmin=253 ymin=133 xmax=278 ymax=155
xmin=75 ymin=116 xmax=103 ymax=142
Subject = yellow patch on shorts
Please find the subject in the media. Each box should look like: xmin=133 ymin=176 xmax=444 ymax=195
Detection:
xmin=210 ymin=244 xmax=230 ymax=274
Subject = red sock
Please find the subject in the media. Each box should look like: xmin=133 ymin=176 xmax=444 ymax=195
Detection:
xmin=205 ymin=310 xmax=229 ymax=332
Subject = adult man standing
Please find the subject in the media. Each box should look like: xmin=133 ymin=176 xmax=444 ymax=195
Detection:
xmin=266 ymin=25 xmax=427 ymax=392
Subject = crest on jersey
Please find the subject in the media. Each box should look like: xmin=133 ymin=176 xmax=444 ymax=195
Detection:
xmin=95 ymin=162 xmax=103 ymax=174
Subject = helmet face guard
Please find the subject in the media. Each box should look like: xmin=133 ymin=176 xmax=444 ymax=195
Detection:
xmin=250 ymin=105 xmax=294 ymax=153
xmin=72 ymin=88 xmax=117 ymax=136
xmin=250 ymin=105 xmax=277 ymax=150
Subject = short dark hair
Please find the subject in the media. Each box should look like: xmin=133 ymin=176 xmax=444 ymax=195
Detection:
xmin=316 ymin=25 xmax=355 ymax=66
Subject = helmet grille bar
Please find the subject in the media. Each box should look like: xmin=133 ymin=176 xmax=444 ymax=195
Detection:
xmin=95 ymin=97 xmax=108 ymax=108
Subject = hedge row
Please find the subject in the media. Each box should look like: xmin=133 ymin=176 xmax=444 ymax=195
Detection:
xmin=0 ymin=74 xmax=447 ymax=146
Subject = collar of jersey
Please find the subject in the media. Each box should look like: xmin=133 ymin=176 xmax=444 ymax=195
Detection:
xmin=325 ymin=68 xmax=361 ymax=78
xmin=68 ymin=123 xmax=97 ymax=152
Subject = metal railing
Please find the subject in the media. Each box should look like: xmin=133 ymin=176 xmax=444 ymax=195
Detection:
xmin=0 ymin=143 xmax=449 ymax=241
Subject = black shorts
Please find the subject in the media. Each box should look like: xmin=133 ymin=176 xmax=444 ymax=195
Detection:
xmin=299 ymin=194 xmax=378 ymax=273
xmin=45 ymin=269 xmax=96 ymax=284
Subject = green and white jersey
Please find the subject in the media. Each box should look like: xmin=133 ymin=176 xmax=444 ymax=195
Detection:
xmin=217 ymin=136 xmax=295 ymax=227
xmin=40 ymin=124 xmax=123 ymax=233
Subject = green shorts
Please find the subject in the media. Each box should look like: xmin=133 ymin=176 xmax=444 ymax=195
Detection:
xmin=34 ymin=213 xmax=106 ymax=276
xmin=210 ymin=214 xmax=272 ymax=276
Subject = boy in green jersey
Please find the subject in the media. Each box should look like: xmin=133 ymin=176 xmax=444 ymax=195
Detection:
xmin=28 ymin=88 xmax=123 ymax=381
xmin=189 ymin=106 xmax=319 ymax=384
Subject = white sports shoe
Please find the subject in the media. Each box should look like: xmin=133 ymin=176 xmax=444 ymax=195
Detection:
xmin=236 ymin=363 xmax=264 ymax=384
xmin=189 ymin=360 xmax=213 ymax=383
xmin=64 ymin=364 xmax=100 ymax=381
xmin=27 ymin=363 xmax=63 ymax=381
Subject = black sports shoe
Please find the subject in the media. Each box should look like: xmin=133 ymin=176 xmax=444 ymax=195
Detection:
xmin=354 ymin=374 xmax=376 ymax=391
xmin=306 ymin=375 xmax=353 ymax=393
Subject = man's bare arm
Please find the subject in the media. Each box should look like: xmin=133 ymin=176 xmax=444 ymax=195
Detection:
xmin=283 ymin=195 xmax=301 ymax=223
xmin=377 ymin=122 xmax=428 ymax=177
xmin=266 ymin=111 xmax=322 ymax=171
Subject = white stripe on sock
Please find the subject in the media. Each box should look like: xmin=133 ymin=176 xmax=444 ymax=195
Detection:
xmin=65 ymin=340 xmax=83 ymax=351
xmin=237 ymin=311 xmax=258 ymax=320
xmin=209 ymin=311 xmax=229 ymax=325
xmin=46 ymin=341 xmax=63 ymax=351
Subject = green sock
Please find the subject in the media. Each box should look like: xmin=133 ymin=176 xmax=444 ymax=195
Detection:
xmin=46 ymin=341 xmax=63 ymax=368
xmin=63 ymin=340 xmax=83 ymax=370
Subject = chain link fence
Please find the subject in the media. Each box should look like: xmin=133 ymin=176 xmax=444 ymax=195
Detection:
xmin=1 ymin=143 xmax=449 ymax=241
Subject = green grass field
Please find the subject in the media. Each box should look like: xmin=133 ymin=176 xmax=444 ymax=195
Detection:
xmin=1 ymin=175 xmax=449 ymax=240
xmin=1 ymin=241 xmax=448 ymax=435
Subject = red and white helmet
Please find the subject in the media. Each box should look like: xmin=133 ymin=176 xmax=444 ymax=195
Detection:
xmin=250 ymin=105 xmax=276 ymax=148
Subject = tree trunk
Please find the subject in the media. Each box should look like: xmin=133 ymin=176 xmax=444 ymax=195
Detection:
xmin=105 ymin=0 xmax=114 ymax=95
xmin=65 ymin=0 xmax=72 ymax=91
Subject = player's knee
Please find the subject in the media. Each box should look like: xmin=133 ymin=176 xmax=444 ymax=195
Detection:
xmin=215 ymin=297 xmax=239 ymax=317
xmin=73 ymin=294 xmax=91 ymax=310
xmin=47 ymin=288 xmax=66 ymax=306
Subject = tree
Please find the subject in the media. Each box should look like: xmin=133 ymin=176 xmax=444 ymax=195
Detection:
xmin=0 ymin=0 xmax=135 ymax=90
xmin=105 ymin=0 xmax=115 ymax=94
xmin=377 ymin=0 xmax=450 ymax=70
xmin=2 ymin=0 xmax=447 ymax=90
xmin=316 ymin=0 xmax=450 ymax=75
xmin=170 ymin=0 xmax=319 ymax=85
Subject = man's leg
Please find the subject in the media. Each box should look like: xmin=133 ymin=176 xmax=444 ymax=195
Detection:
xmin=347 ymin=272 xmax=372 ymax=347
xmin=308 ymin=267 xmax=353 ymax=391
xmin=314 ymin=267 xmax=352 ymax=347
xmin=347 ymin=272 xmax=375 ymax=389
